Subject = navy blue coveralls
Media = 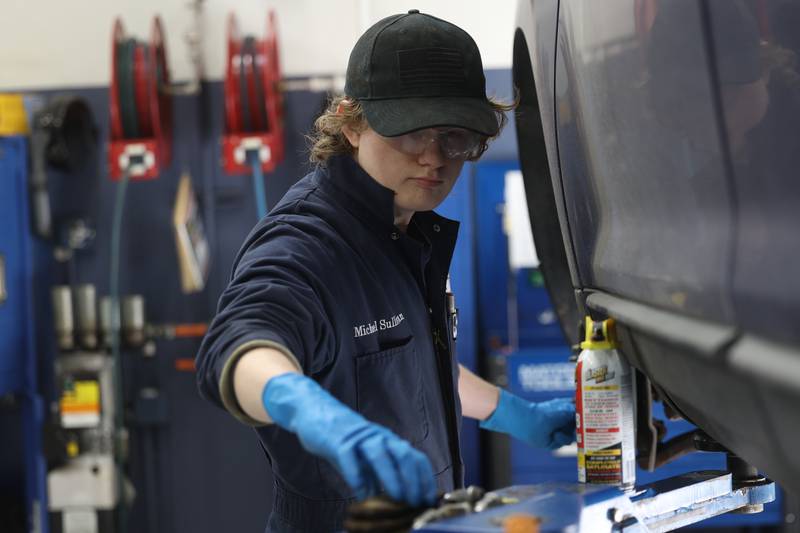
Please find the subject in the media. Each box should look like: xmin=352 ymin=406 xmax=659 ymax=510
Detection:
xmin=195 ymin=155 xmax=464 ymax=532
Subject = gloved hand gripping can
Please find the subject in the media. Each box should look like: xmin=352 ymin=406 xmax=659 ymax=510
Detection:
xmin=575 ymin=317 xmax=636 ymax=491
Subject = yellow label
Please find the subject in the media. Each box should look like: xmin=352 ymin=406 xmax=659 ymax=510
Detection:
xmin=0 ymin=94 xmax=30 ymax=135
xmin=586 ymin=449 xmax=622 ymax=456
xmin=584 ymin=385 xmax=620 ymax=391
xmin=61 ymin=380 xmax=100 ymax=414
xmin=577 ymin=451 xmax=585 ymax=468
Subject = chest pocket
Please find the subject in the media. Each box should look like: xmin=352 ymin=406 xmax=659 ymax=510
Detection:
xmin=354 ymin=337 xmax=429 ymax=445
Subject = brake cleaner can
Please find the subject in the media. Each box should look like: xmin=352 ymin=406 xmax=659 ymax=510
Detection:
xmin=575 ymin=318 xmax=636 ymax=490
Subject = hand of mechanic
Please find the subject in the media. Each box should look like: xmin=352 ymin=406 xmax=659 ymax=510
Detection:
xmin=262 ymin=372 xmax=437 ymax=506
xmin=479 ymin=389 xmax=575 ymax=449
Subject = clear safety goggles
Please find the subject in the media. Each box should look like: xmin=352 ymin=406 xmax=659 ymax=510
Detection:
xmin=380 ymin=127 xmax=486 ymax=160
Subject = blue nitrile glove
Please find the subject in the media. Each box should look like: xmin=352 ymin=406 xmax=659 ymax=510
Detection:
xmin=262 ymin=372 xmax=437 ymax=506
xmin=479 ymin=389 xmax=576 ymax=449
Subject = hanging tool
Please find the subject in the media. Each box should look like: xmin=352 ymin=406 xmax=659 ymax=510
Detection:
xmin=29 ymin=96 xmax=98 ymax=239
xmin=108 ymin=17 xmax=173 ymax=180
xmin=221 ymin=10 xmax=286 ymax=218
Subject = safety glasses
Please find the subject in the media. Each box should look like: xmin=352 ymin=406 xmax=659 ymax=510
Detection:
xmin=379 ymin=127 xmax=486 ymax=160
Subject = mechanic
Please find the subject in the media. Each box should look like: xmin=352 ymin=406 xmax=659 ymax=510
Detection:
xmin=196 ymin=10 xmax=575 ymax=533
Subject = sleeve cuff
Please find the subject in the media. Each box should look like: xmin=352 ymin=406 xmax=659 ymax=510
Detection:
xmin=219 ymin=338 xmax=303 ymax=426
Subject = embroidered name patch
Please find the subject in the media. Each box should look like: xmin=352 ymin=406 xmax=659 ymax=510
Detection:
xmin=354 ymin=313 xmax=405 ymax=338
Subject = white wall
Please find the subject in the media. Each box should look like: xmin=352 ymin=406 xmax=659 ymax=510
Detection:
xmin=0 ymin=0 xmax=516 ymax=91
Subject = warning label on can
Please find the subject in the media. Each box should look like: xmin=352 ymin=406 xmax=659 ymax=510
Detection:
xmin=577 ymin=356 xmax=635 ymax=486
xmin=583 ymin=378 xmax=624 ymax=483
xmin=586 ymin=447 xmax=623 ymax=483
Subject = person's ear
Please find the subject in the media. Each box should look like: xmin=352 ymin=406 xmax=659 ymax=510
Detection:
xmin=338 ymin=100 xmax=361 ymax=148
xmin=341 ymin=123 xmax=361 ymax=148
xmin=340 ymin=121 xmax=361 ymax=148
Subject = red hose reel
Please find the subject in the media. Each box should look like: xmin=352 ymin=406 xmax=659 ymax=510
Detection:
xmin=222 ymin=11 xmax=285 ymax=175
xmin=109 ymin=17 xmax=173 ymax=180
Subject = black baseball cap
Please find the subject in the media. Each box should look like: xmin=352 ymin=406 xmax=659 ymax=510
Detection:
xmin=344 ymin=9 xmax=499 ymax=137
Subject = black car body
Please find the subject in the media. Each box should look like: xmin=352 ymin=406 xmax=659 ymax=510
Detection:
xmin=514 ymin=0 xmax=800 ymax=494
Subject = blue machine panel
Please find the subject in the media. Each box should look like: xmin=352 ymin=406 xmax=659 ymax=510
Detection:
xmin=0 ymin=136 xmax=35 ymax=396
xmin=474 ymin=161 xmax=516 ymax=351
xmin=0 ymin=136 xmax=49 ymax=533
xmin=474 ymin=162 xmax=566 ymax=352
xmin=513 ymin=268 xmax=566 ymax=347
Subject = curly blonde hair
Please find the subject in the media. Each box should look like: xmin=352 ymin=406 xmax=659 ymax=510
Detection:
xmin=308 ymin=95 xmax=516 ymax=164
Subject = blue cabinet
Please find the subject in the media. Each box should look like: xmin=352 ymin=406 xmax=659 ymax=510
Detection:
xmin=0 ymin=136 xmax=36 ymax=396
xmin=0 ymin=136 xmax=50 ymax=533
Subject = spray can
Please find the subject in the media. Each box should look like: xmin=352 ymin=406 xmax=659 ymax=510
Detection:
xmin=575 ymin=317 xmax=636 ymax=490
